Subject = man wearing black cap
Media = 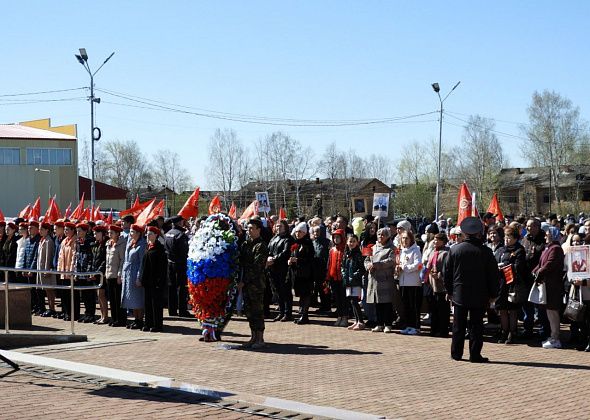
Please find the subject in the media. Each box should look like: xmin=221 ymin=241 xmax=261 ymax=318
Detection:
xmin=164 ymin=215 xmax=190 ymax=317
xmin=443 ymin=217 xmax=500 ymax=363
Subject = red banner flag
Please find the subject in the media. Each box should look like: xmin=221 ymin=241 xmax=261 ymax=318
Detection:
xmin=80 ymin=207 xmax=90 ymax=222
xmin=228 ymin=202 xmax=237 ymax=219
xmin=106 ymin=209 xmax=113 ymax=225
xmin=135 ymin=198 xmax=157 ymax=226
xmin=208 ymin=195 xmax=222 ymax=215
xmin=30 ymin=197 xmax=41 ymax=221
xmin=64 ymin=202 xmax=72 ymax=220
xmin=43 ymin=198 xmax=61 ymax=224
xmin=120 ymin=198 xmax=152 ymax=218
xmin=239 ymin=200 xmax=259 ymax=222
xmin=278 ymin=207 xmax=287 ymax=221
xmin=133 ymin=195 xmax=140 ymax=208
xmin=19 ymin=204 xmax=32 ymax=219
xmin=178 ymin=187 xmax=200 ymax=220
xmin=93 ymin=205 xmax=104 ymax=222
xmin=457 ymin=183 xmax=473 ymax=226
xmin=0 ymin=208 xmax=4 ymax=223
xmin=486 ymin=193 xmax=504 ymax=222
xmin=71 ymin=193 xmax=85 ymax=220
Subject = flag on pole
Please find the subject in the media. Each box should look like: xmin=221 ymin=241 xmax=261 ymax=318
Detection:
xmin=278 ymin=207 xmax=287 ymax=221
xmin=471 ymin=191 xmax=480 ymax=218
xmin=178 ymin=187 xmax=200 ymax=220
xmin=133 ymin=194 xmax=140 ymax=208
xmin=30 ymin=197 xmax=41 ymax=221
xmin=64 ymin=202 xmax=72 ymax=219
xmin=239 ymin=200 xmax=259 ymax=222
xmin=228 ymin=202 xmax=237 ymax=219
xmin=43 ymin=198 xmax=61 ymax=224
xmin=208 ymin=195 xmax=222 ymax=215
xmin=0 ymin=208 xmax=5 ymax=223
xmin=120 ymin=197 xmax=151 ymax=218
xmin=486 ymin=193 xmax=504 ymax=222
xmin=457 ymin=183 xmax=473 ymax=226
xmin=80 ymin=207 xmax=91 ymax=221
xmin=93 ymin=205 xmax=104 ymax=222
xmin=106 ymin=209 xmax=113 ymax=225
xmin=71 ymin=193 xmax=85 ymax=220
xmin=19 ymin=204 xmax=32 ymax=219
xmin=135 ymin=198 xmax=157 ymax=226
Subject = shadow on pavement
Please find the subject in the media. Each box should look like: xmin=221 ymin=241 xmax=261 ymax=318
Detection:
xmin=222 ymin=341 xmax=382 ymax=355
xmin=488 ymin=360 xmax=590 ymax=371
xmin=89 ymin=384 xmax=222 ymax=404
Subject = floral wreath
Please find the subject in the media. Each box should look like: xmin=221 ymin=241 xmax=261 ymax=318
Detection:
xmin=187 ymin=213 xmax=239 ymax=341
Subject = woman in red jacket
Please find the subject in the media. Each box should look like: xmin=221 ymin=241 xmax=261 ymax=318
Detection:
xmin=327 ymin=229 xmax=347 ymax=327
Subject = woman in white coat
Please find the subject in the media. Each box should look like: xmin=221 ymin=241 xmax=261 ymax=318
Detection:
xmin=396 ymin=230 xmax=423 ymax=335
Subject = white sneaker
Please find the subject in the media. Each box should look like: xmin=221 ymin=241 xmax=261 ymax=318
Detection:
xmin=542 ymin=339 xmax=562 ymax=349
xmin=384 ymin=326 xmax=393 ymax=333
xmin=372 ymin=325 xmax=384 ymax=332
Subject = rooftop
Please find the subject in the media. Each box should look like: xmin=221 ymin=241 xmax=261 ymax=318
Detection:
xmin=0 ymin=123 xmax=77 ymax=141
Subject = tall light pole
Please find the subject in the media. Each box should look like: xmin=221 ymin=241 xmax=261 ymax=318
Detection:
xmin=35 ymin=168 xmax=51 ymax=199
xmin=431 ymin=81 xmax=461 ymax=221
xmin=75 ymin=48 xmax=115 ymax=208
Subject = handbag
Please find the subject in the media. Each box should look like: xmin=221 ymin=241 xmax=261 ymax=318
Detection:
xmin=528 ymin=282 xmax=547 ymax=305
xmin=564 ymin=285 xmax=586 ymax=323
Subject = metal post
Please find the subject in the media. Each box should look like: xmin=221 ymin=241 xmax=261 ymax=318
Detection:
xmin=4 ymin=271 xmax=9 ymax=334
xmin=90 ymin=72 xmax=96 ymax=208
xmin=70 ymin=276 xmax=75 ymax=335
xmin=435 ymin=104 xmax=443 ymax=221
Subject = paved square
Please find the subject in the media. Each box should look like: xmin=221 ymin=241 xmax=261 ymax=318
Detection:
xmin=5 ymin=312 xmax=590 ymax=419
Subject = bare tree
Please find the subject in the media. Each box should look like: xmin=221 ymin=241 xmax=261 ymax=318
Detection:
xmin=206 ymin=128 xmax=245 ymax=207
xmin=79 ymin=139 xmax=108 ymax=182
xmin=102 ymin=139 xmax=151 ymax=200
xmin=522 ymin=90 xmax=589 ymax=207
xmin=152 ymin=149 xmax=192 ymax=193
xmin=454 ymin=115 xmax=508 ymax=207
xmin=366 ymin=154 xmax=394 ymax=185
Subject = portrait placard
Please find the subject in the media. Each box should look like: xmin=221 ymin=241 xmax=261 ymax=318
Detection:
xmin=567 ymin=245 xmax=590 ymax=280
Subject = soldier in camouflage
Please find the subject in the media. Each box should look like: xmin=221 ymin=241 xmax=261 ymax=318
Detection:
xmin=239 ymin=218 xmax=269 ymax=349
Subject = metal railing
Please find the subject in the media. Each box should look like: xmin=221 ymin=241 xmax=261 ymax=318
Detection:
xmin=1 ymin=267 xmax=104 ymax=335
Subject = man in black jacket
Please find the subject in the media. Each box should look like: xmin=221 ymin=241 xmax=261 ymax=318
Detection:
xmin=164 ymin=216 xmax=190 ymax=317
xmin=444 ymin=217 xmax=500 ymax=363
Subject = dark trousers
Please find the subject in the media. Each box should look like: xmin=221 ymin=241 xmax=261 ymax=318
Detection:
xmin=376 ymin=302 xmax=394 ymax=326
xmin=400 ymin=286 xmax=422 ymax=329
xmin=430 ymin=292 xmax=450 ymax=336
xmin=271 ymin=274 xmax=293 ymax=317
xmin=29 ymin=275 xmax=46 ymax=312
xmin=107 ymin=278 xmax=126 ymax=324
xmin=80 ymin=278 xmax=96 ymax=316
xmin=263 ymin=275 xmax=272 ymax=317
xmin=331 ymin=281 xmax=347 ymax=317
xmin=452 ymin=305 xmax=485 ymax=360
xmin=144 ymin=286 xmax=163 ymax=329
xmin=167 ymin=263 xmax=188 ymax=315
xmin=314 ymin=273 xmax=331 ymax=310
xmin=244 ymin=286 xmax=265 ymax=332
xmin=349 ymin=296 xmax=363 ymax=323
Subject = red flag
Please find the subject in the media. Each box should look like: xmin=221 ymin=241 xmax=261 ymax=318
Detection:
xmin=43 ymin=198 xmax=61 ymax=224
xmin=239 ymin=200 xmax=259 ymax=222
xmin=120 ymin=198 xmax=151 ymax=218
xmin=19 ymin=204 xmax=32 ymax=219
xmin=88 ymin=205 xmax=95 ymax=222
xmin=228 ymin=202 xmax=237 ymax=219
xmin=64 ymin=202 xmax=72 ymax=219
xmin=209 ymin=195 xmax=222 ymax=215
xmin=30 ymin=197 xmax=41 ymax=221
xmin=135 ymin=198 xmax=157 ymax=226
xmin=133 ymin=195 xmax=140 ymax=208
xmin=106 ymin=209 xmax=113 ymax=225
xmin=178 ymin=187 xmax=200 ymax=220
xmin=0 ymin=208 xmax=4 ymax=223
xmin=80 ymin=207 xmax=91 ymax=221
xmin=71 ymin=193 xmax=85 ymax=220
xmin=278 ymin=207 xmax=287 ymax=221
xmin=93 ymin=205 xmax=104 ymax=222
xmin=486 ymin=193 xmax=504 ymax=222
xmin=457 ymin=183 xmax=473 ymax=226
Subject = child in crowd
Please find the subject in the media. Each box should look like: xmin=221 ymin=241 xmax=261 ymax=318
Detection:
xmin=342 ymin=234 xmax=366 ymax=330
xmin=327 ymin=229 xmax=347 ymax=326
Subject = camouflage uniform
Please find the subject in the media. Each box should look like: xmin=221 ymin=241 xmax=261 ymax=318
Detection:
xmin=240 ymin=236 xmax=269 ymax=332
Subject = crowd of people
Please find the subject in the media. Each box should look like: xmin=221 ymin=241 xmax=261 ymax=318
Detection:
xmin=1 ymin=208 xmax=590 ymax=360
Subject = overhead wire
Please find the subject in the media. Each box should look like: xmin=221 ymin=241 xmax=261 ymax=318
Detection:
xmin=0 ymin=87 xmax=87 ymax=97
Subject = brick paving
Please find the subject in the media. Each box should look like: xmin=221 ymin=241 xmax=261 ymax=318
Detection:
xmin=6 ymin=311 xmax=590 ymax=419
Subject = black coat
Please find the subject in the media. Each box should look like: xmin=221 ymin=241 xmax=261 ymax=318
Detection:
xmin=341 ymin=247 xmax=365 ymax=288
xmin=267 ymin=232 xmax=293 ymax=280
xmin=495 ymin=242 xmax=528 ymax=310
xmin=1 ymin=235 xmax=18 ymax=268
xmin=141 ymin=241 xmax=168 ymax=289
xmin=288 ymin=236 xmax=314 ymax=297
xmin=443 ymin=237 xmax=500 ymax=309
xmin=164 ymin=227 xmax=188 ymax=268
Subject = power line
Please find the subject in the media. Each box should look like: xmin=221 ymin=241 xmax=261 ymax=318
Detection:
xmin=0 ymin=97 xmax=87 ymax=106
xmin=443 ymin=112 xmax=529 ymax=141
xmin=444 ymin=110 xmax=524 ymax=126
xmin=0 ymin=87 xmax=86 ymax=98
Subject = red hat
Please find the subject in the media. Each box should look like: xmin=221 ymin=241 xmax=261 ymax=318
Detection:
xmin=130 ymin=224 xmax=144 ymax=233
xmin=93 ymin=224 xmax=108 ymax=233
xmin=108 ymin=224 xmax=122 ymax=233
xmin=40 ymin=222 xmax=51 ymax=230
xmin=146 ymin=226 xmax=161 ymax=236
xmin=29 ymin=220 xmax=40 ymax=228
xmin=0 ymin=221 xmax=5 ymax=227
xmin=7 ymin=221 xmax=17 ymax=230
xmin=54 ymin=219 xmax=66 ymax=228
xmin=19 ymin=222 xmax=29 ymax=229
xmin=76 ymin=222 xmax=89 ymax=231
xmin=64 ymin=221 xmax=76 ymax=229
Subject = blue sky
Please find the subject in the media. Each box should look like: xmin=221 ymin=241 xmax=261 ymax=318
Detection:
xmin=2 ymin=2 xmax=589 ymax=188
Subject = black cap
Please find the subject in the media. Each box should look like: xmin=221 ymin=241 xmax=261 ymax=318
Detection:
xmin=460 ymin=217 xmax=483 ymax=235
xmin=426 ymin=223 xmax=439 ymax=234
xmin=248 ymin=218 xmax=263 ymax=230
xmin=165 ymin=215 xmax=183 ymax=225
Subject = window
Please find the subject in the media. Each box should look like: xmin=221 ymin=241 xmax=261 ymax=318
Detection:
xmin=26 ymin=148 xmax=71 ymax=165
xmin=0 ymin=148 xmax=20 ymax=165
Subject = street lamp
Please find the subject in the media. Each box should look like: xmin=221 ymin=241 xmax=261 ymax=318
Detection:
xmin=431 ymin=81 xmax=461 ymax=221
xmin=75 ymin=48 xmax=115 ymax=208
xmin=35 ymin=168 xmax=51 ymax=199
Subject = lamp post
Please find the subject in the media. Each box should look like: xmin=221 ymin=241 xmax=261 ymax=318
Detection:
xmin=431 ymin=81 xmax=461 ymax=221
xmin=75 ymin=48 xmax=115 ymax=209
xmin=35 ymin=168 xmax=51 ymax=199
